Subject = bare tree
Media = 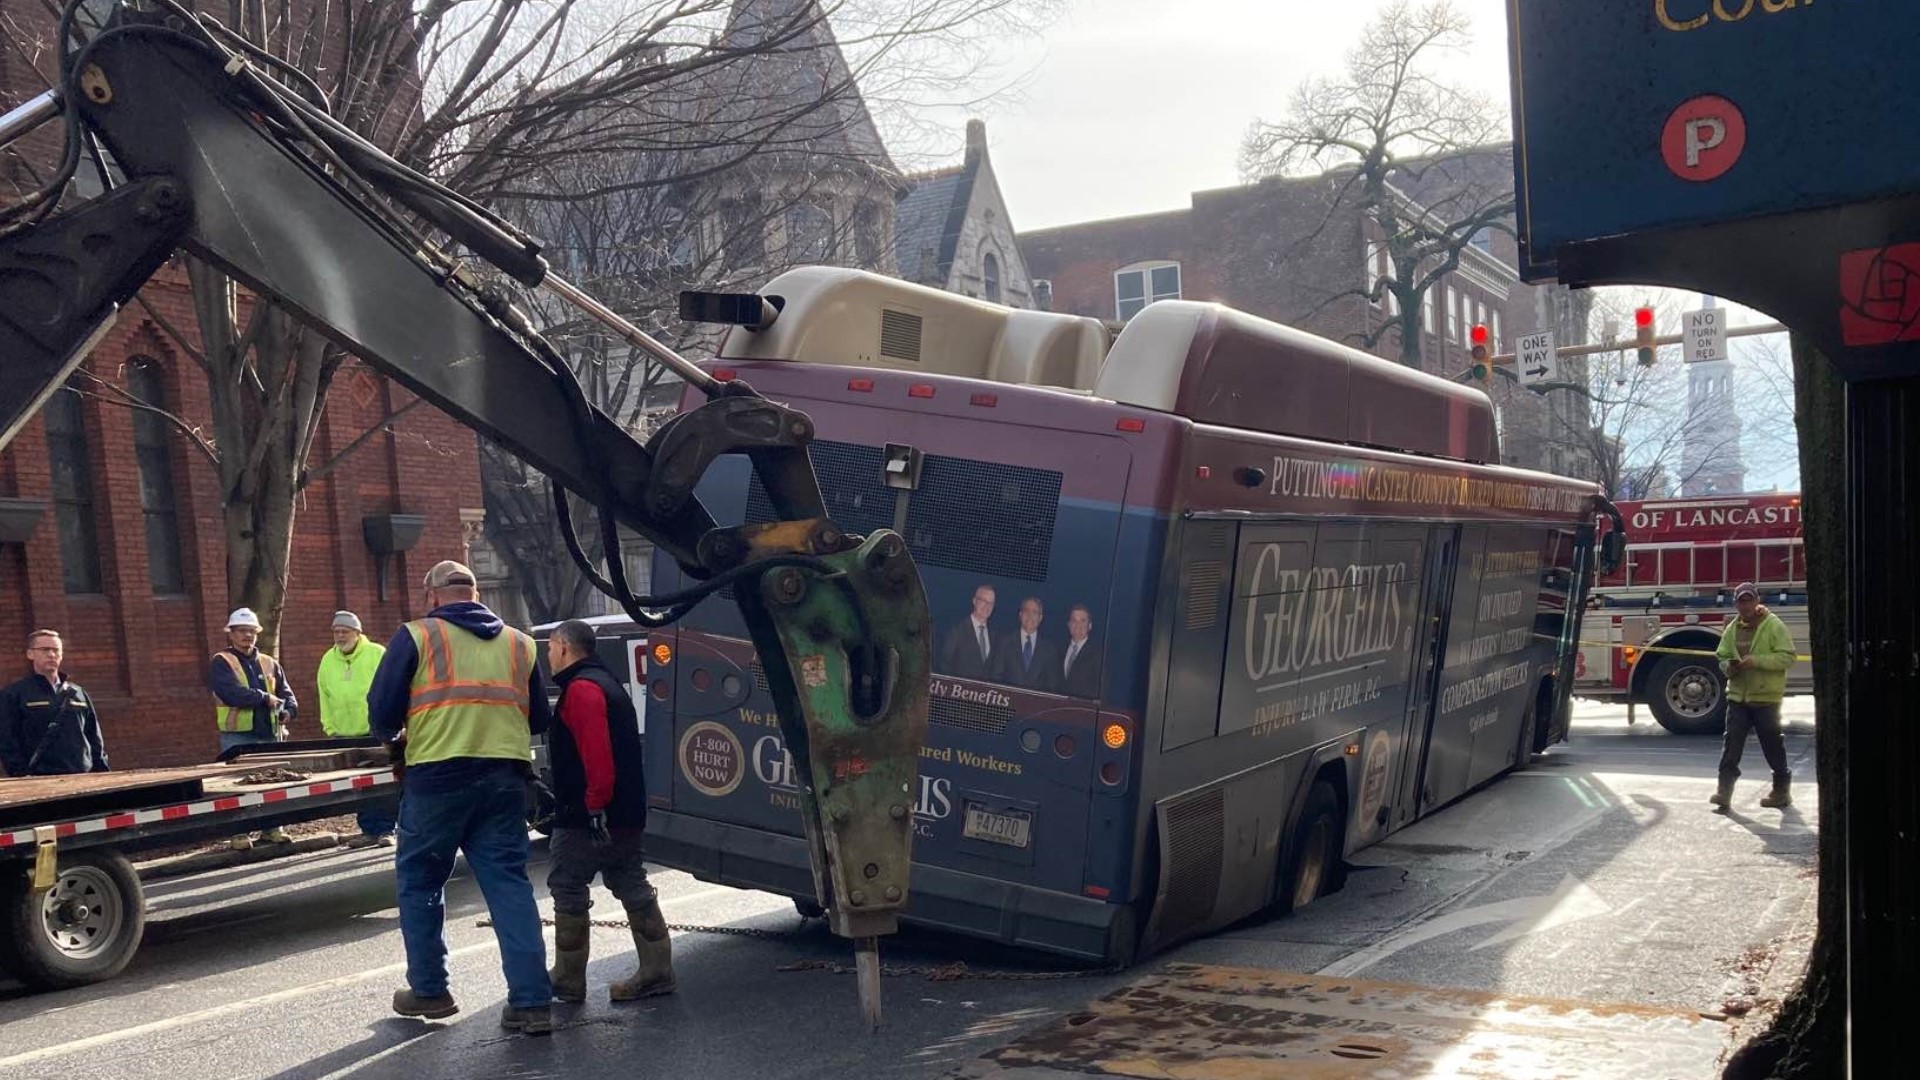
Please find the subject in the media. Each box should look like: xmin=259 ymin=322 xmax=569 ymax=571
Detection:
xmin=1238 ymin=0 xmax=1512 ymax=368
xmin=4 ymin=0 xmax=1055 ymax=648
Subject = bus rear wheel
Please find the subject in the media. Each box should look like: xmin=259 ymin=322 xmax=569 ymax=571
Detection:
xmin=1645 ymin=654 xmax=1728 ymax=736
xmin=1280 ymin=781 xmax=1346 ymax=913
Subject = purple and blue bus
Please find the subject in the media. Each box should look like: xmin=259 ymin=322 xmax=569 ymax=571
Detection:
xmin=641 ymin=268 xmax=1616 ymax=964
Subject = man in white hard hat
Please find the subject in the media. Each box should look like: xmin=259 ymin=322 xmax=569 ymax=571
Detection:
xmin=209 ymin=606 xmax=298 ymax=844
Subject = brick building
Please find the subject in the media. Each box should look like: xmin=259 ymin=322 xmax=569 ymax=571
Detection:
xmin=1019 ymin=153 xmax=1598 ymax=479
xmin=1 ymin=11 xmax=486 ymax=770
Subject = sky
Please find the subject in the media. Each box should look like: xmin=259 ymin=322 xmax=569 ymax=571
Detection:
xmin=901 ymin=0 xmax=1800 ymax=490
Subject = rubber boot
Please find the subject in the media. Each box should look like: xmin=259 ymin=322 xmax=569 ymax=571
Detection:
xmin=609 ymin=895 xmax=677 ymax=1001
xmin=1759 ymin=776 xmax=1792 ymax=809
xmin=500 ymin=1004 xmax=553 ymax=1035
xmin=549 ymin=912 xmax=591 ymax=1003
xmin=1709 ymin=777 xmax=1733 ymax=809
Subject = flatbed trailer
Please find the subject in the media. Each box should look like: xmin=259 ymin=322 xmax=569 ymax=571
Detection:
xmin=0 ymin=740 xmax=398 ymax=991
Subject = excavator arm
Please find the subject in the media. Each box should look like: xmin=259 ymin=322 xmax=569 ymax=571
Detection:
xmin=0 ymin=1 xmax=927 ymax=1026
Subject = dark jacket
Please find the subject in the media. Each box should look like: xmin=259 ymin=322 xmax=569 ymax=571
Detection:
xmin=994 ymin=630 xmax=1062 ymax=692
xmin=550 ymin=655 xmax=647 ymax=830
xmin=1 ymin=672 xmax=109 ymax=776
xmin=209 ymin=648 xmax=297 ymax=739
xmin=1060 ymin=636 xmax=1102 ymax=699
xmin=940 ymin=618 xmax=997 ymax=680
xmin=365 ymin=600 xmax=551 ymax=794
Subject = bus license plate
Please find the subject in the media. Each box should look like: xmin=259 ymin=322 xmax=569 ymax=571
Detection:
xmin=963 ymin=804 xmax=1032 ymax=848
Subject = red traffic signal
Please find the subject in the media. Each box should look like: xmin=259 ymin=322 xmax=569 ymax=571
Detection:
xmin=1634 ymin=306 xmax=1656 ymax=366
xmin=1633 ymin=305 xmax=1654 ymax=329
xmin=1469 ymin=324 xmax=1491 ymax=388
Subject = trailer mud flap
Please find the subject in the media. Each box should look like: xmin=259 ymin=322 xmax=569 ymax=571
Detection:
xmin=31 ymin=825 xmax=57 ymax=890
xmin=956 ymin=963 xmax=1728 ymax=1079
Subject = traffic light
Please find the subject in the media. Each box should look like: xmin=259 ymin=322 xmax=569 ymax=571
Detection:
xmin=1470 ymin=323 xmax=1491 ymax=388
xmin=1634 ymin=306 xmax=1656 ymax=366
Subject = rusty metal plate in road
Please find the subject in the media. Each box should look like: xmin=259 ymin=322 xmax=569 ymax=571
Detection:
xmin=955 ymin=963 xmax=1727 ymax=1080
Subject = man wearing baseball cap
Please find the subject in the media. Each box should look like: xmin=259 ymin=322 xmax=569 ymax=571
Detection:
xmin=1712 ymin=583 xmax=1799 ymax=810
xmin=366 ymin=559 xmax=555 ymax=1033
xmin=317 ymin=610 xmax=393 ymax=847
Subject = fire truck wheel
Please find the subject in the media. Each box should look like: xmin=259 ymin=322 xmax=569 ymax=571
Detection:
xmin=1645 ymin=654 xmax=1728 ymax=736
xmin=0 ymin=849 xmax=145 ymax=990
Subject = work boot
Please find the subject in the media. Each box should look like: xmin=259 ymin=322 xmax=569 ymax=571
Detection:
xmin=549 ymin=912 xmax=592 ymax=1003
xmin=609 ymin=896 xmax=677 ymax=1001
xmin=392 ymin=988 xmax=459 ymax=1019
xmin=1709 ymin=779 xmax=1733 ymax=809
xmin=1760 ymin=777 xmax=1792 ymax=809
xmin=264 ymin=827 xmax=292 ymax=844
xmin=500 ymin=1004 xmax=553 ymax=1035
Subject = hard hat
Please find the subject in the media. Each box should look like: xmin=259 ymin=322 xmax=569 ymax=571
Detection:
xmin=226 ymin=607 xmax=263 ymax=630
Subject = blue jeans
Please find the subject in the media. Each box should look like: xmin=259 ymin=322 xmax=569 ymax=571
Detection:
xmin=395 ymin=768 xmax=551 ymax=1008
xmin=358 ymin=808 xmax=396 ymax=838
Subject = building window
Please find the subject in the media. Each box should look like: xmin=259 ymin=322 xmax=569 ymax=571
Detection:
xmin=784 ymin=201 xmax=832 ymax=264
xmin=854 ymin=203 xmax=883 ymax=267
xmin=1492 ymin=311 xmax=1503 ymax=352
xmin=128 ymin=359 xmax=186 ymax=595
xmin=43 ymin=384 xmax=102 ymax=594
xmin=1447 ymin=289 xmax=1460 ymax=343
xmin=983 ymin=251 xmax=1002 ymax=304
xmin=1115 ymin=261 xmax=1180 ymax=321
xmin=1365 ymin=241 xmax=1382 ymax=307
xmin=1470 ymin=227 xmax=1494 ymax=253
xmin=1422 ymin=289 xmax=1435 ymax=335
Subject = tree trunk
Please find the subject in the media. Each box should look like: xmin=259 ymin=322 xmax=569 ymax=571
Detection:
xmin=189 ymin=259 xmax=333 ymax=657
xmin=1723 ymin=334 xmax=1846 ymax=1079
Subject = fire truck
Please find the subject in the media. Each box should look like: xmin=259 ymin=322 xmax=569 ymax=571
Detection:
xmin=1573 ymin=493 xmax=1811 ymax=734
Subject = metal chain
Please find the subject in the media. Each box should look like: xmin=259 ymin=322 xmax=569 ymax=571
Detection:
xmin=474 ymin=916 xmax=1122 ymax=979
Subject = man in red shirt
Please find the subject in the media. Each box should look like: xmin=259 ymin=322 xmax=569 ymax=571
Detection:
xmin=543 ymin=620 xmax=675 ymax=1004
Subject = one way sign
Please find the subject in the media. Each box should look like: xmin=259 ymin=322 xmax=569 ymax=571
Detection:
xmin=1518 ymin=330 xmax=1557 ymax=387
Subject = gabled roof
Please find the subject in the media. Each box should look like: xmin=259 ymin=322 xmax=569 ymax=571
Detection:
xmin=894 ymin=163 xmax=974 ymax=285
xmin=707 ymin=0 xmax=897 ymax=175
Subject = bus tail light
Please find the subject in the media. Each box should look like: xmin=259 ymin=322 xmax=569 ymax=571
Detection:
xmin=1100 ymin=761 xmax=1122 ymax=786
xmin=908 ymin=384 xmax=936 ymax=398
xmin=969 ymin=392 xmax=998 ymax=407
xmin=1115 ymin=417 xmax=1146 ymax=433
xmin=847 ymin=377 xmax=874 ymax=392
xmin=1101 ymin=723 xmax=1128 ymax=750
xmin=1054 ymin=734 xmax=1076 ymax=758
xmin=651 ymin=642 xmax=673 ymax=665
xmin=713 ymin=367 xmax=736 ymax=382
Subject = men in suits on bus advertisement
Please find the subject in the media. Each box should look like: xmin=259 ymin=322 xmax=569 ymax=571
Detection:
xmin=995 ymin=596 xmax=1061 ymax=692
xmin=1060 ymin=604 xmax=1102 ymax=699
xmin=939 ymin=583 xmax=999 ymax=680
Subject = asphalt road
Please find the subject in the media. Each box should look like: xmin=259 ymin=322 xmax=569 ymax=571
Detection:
xmin=0 ymin=700 xmax=1818 ymax=1080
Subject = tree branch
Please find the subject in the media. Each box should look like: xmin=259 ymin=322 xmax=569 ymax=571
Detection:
xmin=70 ymin=370 xmax=221 ymax=465
xmin=298 ymin=396 xmax=426 ymax=490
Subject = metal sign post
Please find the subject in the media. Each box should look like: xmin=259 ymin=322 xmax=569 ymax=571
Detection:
xmin=1510 ymin=3 xmax=1920 ymax=1071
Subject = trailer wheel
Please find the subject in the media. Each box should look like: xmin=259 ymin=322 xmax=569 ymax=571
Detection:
xmin=1 ymin=850 xmax=145 ymax=990
xmin=1645 ymin=654 xmax=1728 ymax=736
xmin=1279 ymin=780 xmax=1347 ymax=914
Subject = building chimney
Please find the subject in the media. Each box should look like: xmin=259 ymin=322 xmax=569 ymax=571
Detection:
xmin=964 ymin=119 xmax=987 ymax=168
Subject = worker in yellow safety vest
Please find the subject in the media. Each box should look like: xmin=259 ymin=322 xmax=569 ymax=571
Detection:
xmin=317 ymin=609 xmax=394 ymax=847
xmin=366 ymin=559 xmax=554 ymax=1035
xmin=209 ymin=606 xmax=296 ymax=845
